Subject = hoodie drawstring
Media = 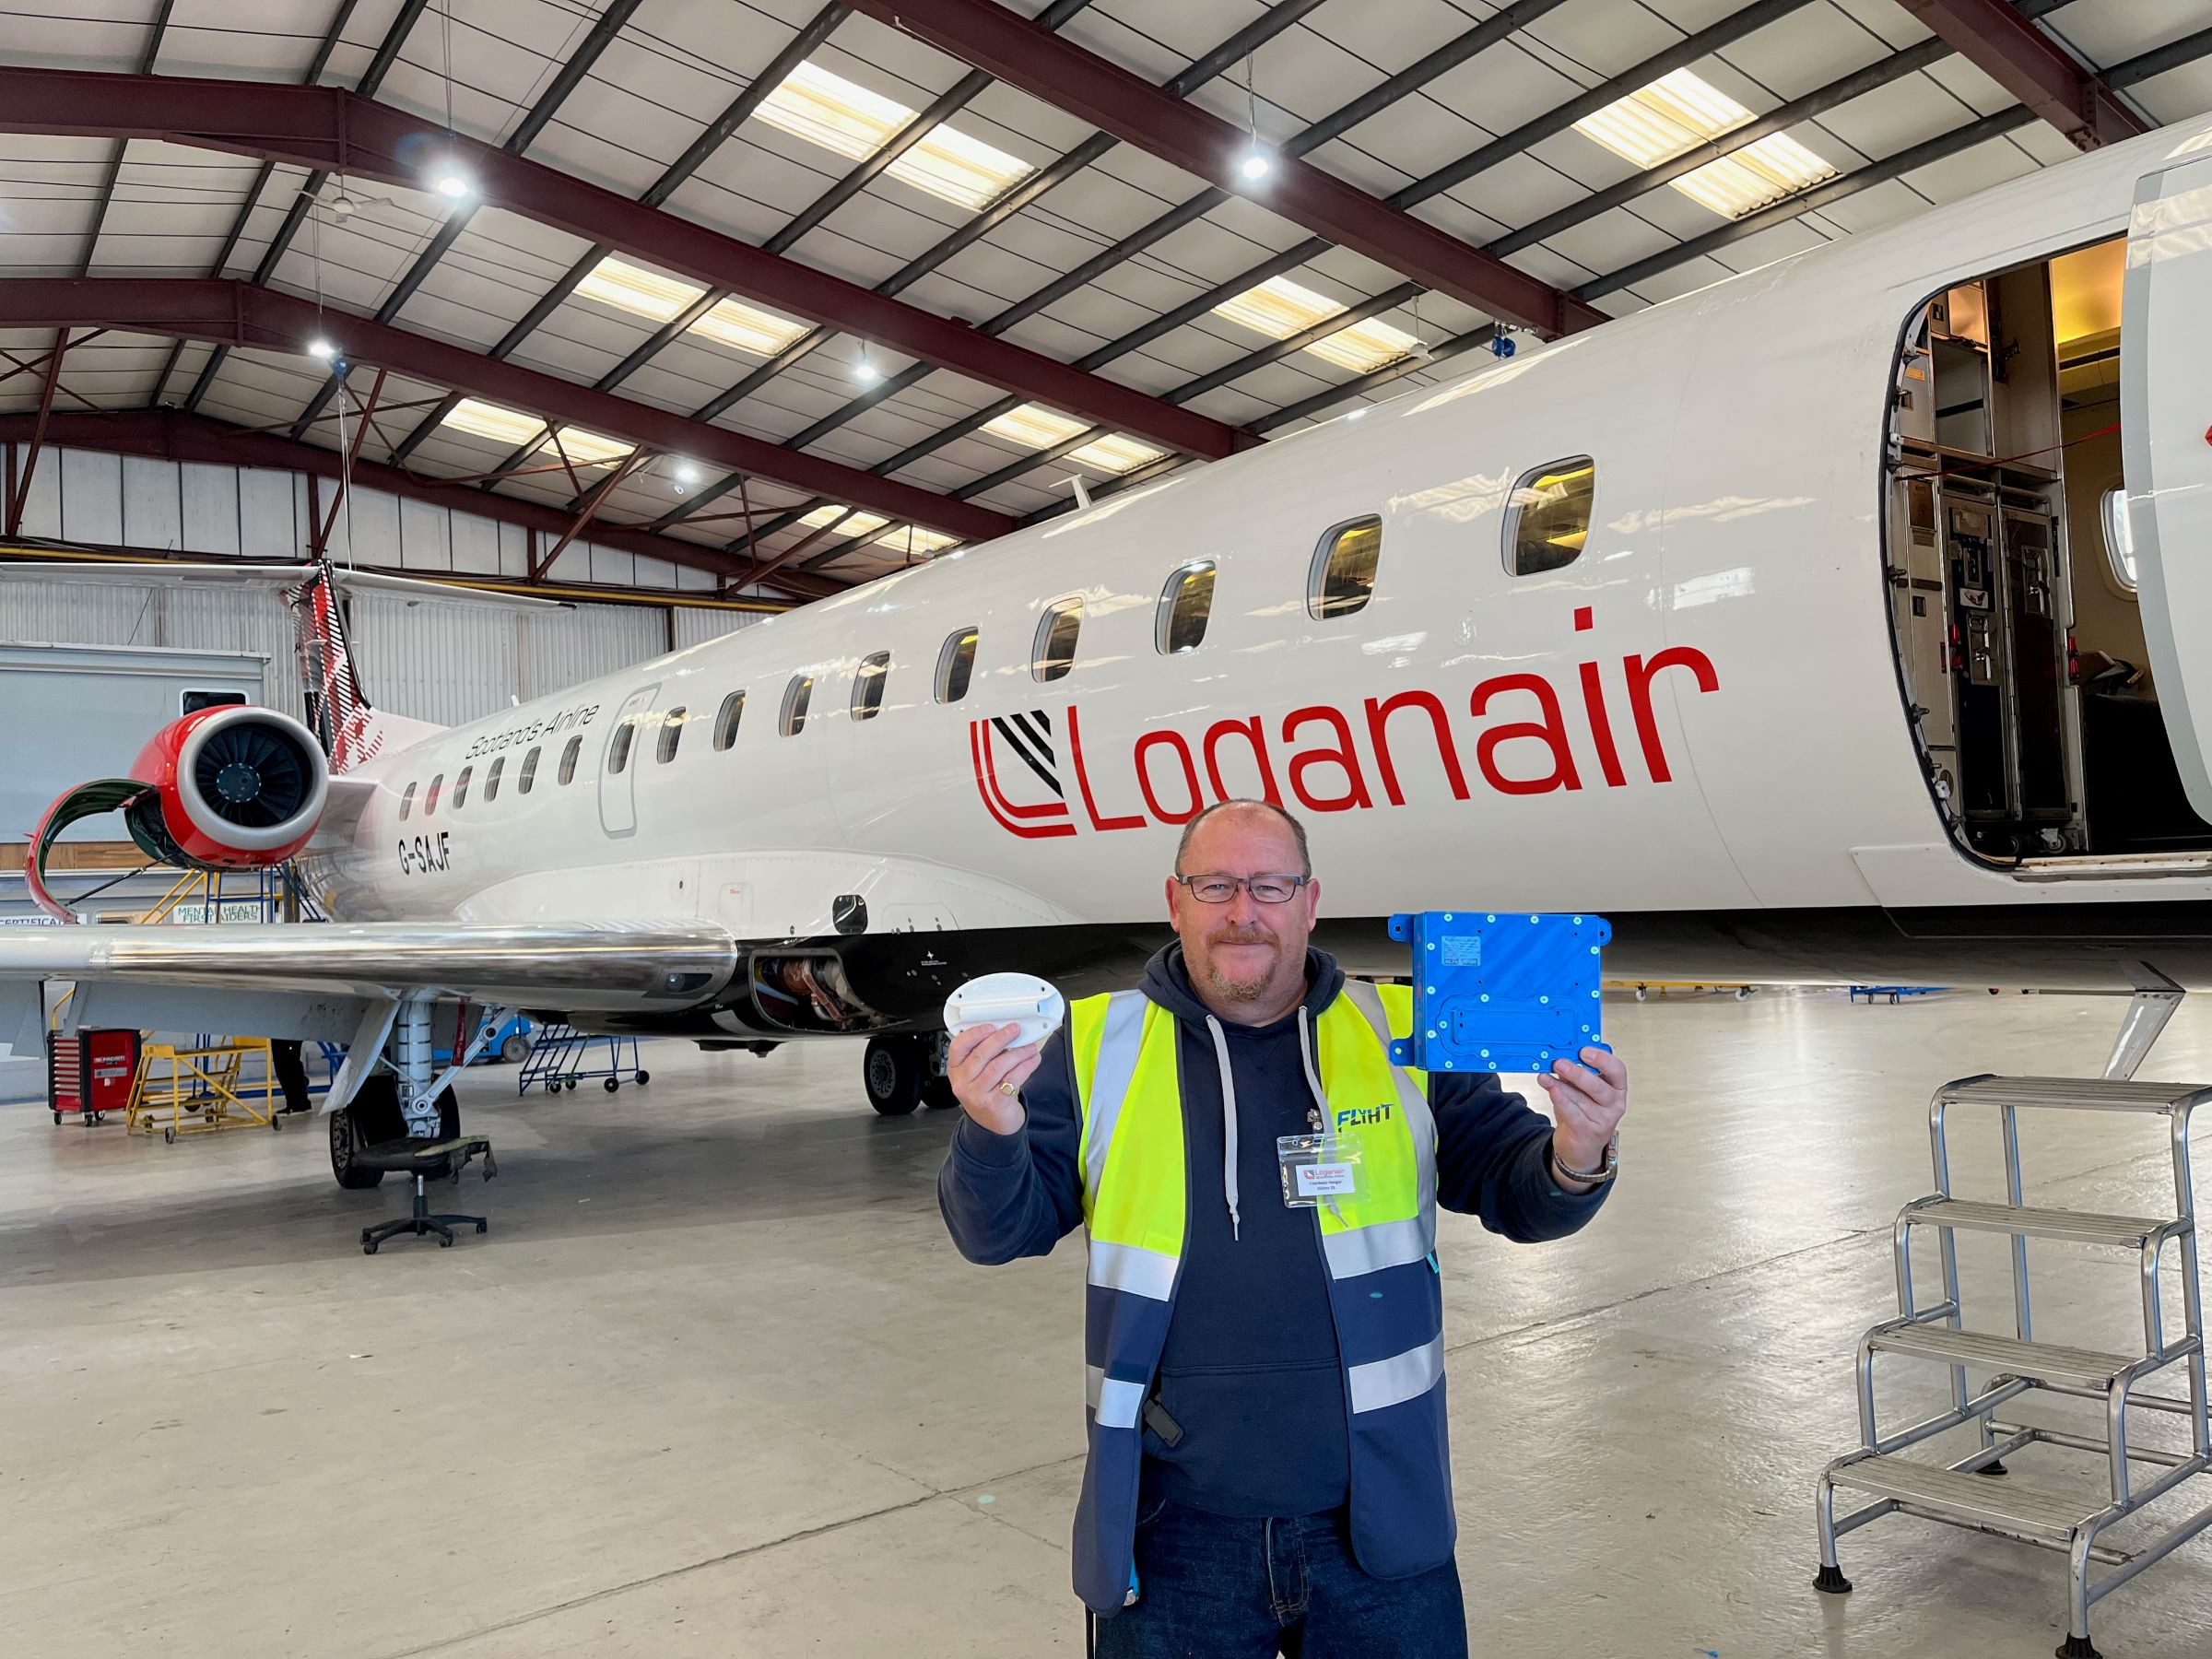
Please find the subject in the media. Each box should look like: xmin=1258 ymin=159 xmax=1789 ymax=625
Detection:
xmin=1204 ymin=1015 xmax=1240 ymax=1241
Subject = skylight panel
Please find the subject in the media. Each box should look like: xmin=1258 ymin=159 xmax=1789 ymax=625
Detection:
xmin=1574 ymin=68 xmax=1836 ymax=219
xmin=543 ymin=427 xmax=634 ymax=466
xmin=574 ymin=255 xmax=702 ymax=324
xmin=1212 ymin=276 xmax=1422 ymax=374
xmin=575 ymin=256 xmax=811 ymax=359
xmin=755 ymin=60 xmax=1033 ymax=211
xmin=1672 ymin=134 xmax=1837 ymax=218
xmin=689 ymin=296 xmax=812 ymax=358
xmin=439 ymin=400 xmax=634 ymax=467
xmin=979 ymin=404 xmax=1165 ymax=474
xmin=443 ymin=398 xmax=547 ymax=447
xmin=799 ymin=504 xmax=891 ymax=536
xmin=876 ymin=526 xmax=959 ymax=556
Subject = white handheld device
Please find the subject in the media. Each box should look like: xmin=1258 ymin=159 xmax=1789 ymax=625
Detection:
xmin=943 ymin=972 xmax=1066 ymax=1049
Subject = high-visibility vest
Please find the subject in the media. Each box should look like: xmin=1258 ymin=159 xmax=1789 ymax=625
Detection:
xmin=1066 ymin=979 xmax=1448 ymax=1615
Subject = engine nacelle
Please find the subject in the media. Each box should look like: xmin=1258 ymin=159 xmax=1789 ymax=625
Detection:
xmin=124 ymin=705 xmax=330 ymax=868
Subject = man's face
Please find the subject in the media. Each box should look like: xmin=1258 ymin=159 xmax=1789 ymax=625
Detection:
xmin=1166 ymin=807 xmax=1321 ymax=1015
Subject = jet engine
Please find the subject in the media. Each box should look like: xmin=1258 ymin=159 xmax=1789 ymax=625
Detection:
xmin=27 ymin=705 xmax=330 ymax=919
xmin=122 ymin=704 xmax=330 ymax=866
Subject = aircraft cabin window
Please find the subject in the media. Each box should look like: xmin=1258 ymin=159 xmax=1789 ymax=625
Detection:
xmin=1505 ymin=458 xmax=1595 ymax=576
xmin=453 ymin=766 xmax=473 ymax=807
xmin=400 ymin=782 xmax=417 ymax=820
xmin=658 ymin=707 xmax=687 ymax=764
xmin=1033 ymin=599 xmax=1083 ymax=683
xmin=558 ymin=735 xmax=582 ymax=785
xmin=1158 ymin=561 xmax=1217 ymax=654
xmin=2102 ymin=487 xmax=2137 ymax=594
xmin=1309 ymin=518 xmax=1381 ymax=619
xmin=713 ymin=690 xmax=746 ymax=750
xmin=485 ymin=757 xmax=504 ymax=803
xmin=781 ymin=674 xmax=814 ymax=736
xmin=519 ymin=747 xmax=539 ymax=794
xmin=935 ymin=628 xmax=979 ymax=704
xmin=609 ymin=720 xmax=635 ymax=775
xmin=426 ymin=773 xmax=444 ymax=815
xmin=852 ymin=653 xmax=890 ymax=722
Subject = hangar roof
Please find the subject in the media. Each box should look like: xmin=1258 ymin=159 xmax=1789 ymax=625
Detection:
xmin=0 ymin=0 xmax=2205 ymax=599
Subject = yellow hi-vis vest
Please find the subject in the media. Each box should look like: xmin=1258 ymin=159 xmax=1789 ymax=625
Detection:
xmin=1065 ymin=979 xmax=1448 ymax=1615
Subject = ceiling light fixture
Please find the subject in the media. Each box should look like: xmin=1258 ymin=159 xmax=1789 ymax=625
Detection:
xmin=432 ymin=167 xmax=472 ymax=199
xmin=307 ymin=337 xmax=336 ymax=361
xmin=1237 ymin=147 xmax=1273 ymax=182
xmin=853 ymin=349 xmax=881 ymax=385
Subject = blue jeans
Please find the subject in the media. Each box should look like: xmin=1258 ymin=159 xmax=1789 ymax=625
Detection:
xmin=1091 ymin=1498 xmax=1468 ymax=1658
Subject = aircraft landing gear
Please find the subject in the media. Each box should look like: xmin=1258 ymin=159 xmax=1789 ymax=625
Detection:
xmin=329 ymin=1075 xmax=458 ymax=1189
xmin=864 ymin=1033 xmax=930 ymax=1116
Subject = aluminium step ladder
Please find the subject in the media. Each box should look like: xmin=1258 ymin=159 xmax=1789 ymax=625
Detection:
xmin=1815 ymin=1075 xmax=2212 ymax=1657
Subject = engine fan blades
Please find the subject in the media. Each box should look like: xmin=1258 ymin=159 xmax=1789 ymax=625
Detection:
xmin=193 ymin=724 xmax=310 ymax=829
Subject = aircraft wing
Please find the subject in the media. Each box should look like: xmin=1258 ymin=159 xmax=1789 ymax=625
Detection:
xmin=1 ymin=920 xmax=738 ymax=1072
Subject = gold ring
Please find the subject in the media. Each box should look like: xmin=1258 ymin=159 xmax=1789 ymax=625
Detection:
xmin=1000 ymin=1080 xmax=1018 ymax=1096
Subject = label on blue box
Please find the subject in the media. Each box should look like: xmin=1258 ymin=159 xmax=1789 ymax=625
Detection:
xmin=1385 ymin=911 xmax=1610 ymax=1075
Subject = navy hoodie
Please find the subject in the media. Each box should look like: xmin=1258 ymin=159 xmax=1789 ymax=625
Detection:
xmin=938 ymin=945 xmax=1611 ymax=1519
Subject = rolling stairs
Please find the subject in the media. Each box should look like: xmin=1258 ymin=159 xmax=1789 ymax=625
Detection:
xmin=1816 ymin=1075 xmax=2212 ymax=1656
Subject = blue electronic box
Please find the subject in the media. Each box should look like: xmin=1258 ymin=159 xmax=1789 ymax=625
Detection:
xmin=1386 ymin=911 xmax=1611 ymax=1075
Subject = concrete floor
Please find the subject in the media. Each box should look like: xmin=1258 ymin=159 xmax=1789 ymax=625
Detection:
xmin=5 ymin=989 xmax=2212 ymax=1657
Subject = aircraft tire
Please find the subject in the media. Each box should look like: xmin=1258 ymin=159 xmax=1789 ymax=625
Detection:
xmin=864 ymin=1034 xmax=925 ymax=1116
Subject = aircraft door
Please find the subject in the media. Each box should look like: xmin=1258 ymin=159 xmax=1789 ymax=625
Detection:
xmin=2122 ymin=151 xmax=2212 ymax=820
xmin=599 ymin=682 xmax=660 ymax=838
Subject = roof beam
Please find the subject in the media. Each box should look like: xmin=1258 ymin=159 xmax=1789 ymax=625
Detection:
xmin=840 ymin=0 xmax=1606 ymax=336
xmin=0 ymin=277 xmax=1015 ymax=547
xmin=0 ymin=408 xmax=837 ymax=602
xmin=0 ymin=65 xmax=1245 ymax=463
xmin=1893 ymin=0 xmax=2147 ymax=148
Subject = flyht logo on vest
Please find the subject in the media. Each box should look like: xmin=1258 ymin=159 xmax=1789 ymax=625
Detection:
xmin=1338 ymin=1105 xmax=1392 ymax=1127
xmin=965 ymin=603 xmax=1722 ymax=841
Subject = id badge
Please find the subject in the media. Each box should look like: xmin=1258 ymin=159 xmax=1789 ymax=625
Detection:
xmin=1277 ymin=1131 xmax=1364 ymax=1208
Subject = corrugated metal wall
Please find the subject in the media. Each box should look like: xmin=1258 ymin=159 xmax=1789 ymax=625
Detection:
xmin=2 ymin=445 xmax=784 ymax=726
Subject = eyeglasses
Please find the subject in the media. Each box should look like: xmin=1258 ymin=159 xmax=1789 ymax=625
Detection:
xmin=1174 ymin=873 xmax=1310 ymax=904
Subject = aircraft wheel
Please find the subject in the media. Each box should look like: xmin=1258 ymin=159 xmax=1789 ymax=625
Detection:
xmin=864 ymin=1034 xmax=925 ymax=1116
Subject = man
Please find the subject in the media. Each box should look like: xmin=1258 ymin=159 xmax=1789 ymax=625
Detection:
xmin=940 ymin=799 xmax=1629 ymax=1656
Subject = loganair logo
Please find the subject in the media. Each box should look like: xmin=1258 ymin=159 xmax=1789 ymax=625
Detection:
xmin=967 ymin=605 xmax=1721 ymax=841
xmin=1337 ymin=1105 xmax=1392 ymax=1128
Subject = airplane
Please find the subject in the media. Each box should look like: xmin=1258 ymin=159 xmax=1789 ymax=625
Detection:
xmin=5 ymin=109 xmax=2211 ymax=1192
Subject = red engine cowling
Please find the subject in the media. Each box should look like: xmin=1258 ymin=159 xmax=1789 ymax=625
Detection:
xmin=124 ymin=705 xmax=330 ymax=867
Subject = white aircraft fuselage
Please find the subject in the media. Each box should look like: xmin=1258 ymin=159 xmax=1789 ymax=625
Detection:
xmin=306 ymin=113 xmax=2212 ymax=1024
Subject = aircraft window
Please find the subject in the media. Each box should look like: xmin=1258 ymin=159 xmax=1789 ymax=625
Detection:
xmin=935 ymin=627 xmax=978 ymax=704
xmin=1033 ymin=599 xmax=1083 ymax=683
xmin=519 ymin=747 xmax=539 ymax=794
xmin=781 ymin=674 xmax=814 ymax=736
xmin=609 ymin=720 xmax=635 ymax=774
xmin=559 ymin=735 xmax=582 ymax=784
xmin=426 ymin=773 xmax=444 ymax=815
xmin=658 ymin=707 xmax=687 ymax=764
xmin=852 ymin=653 xmax=890 ymax=722
xmin=485 ymin=757 xmax=504 ymax=803
xmin=400 ymin=782 xmax=416 ymax=820
xmin=1505 ymin=458 xmax=1595 ymax=576
xmin=1158 ymin=561 xmax=1217 ymax=654
xmin=453 ymin=765 xmax=473 ymax=807
xmin=713 ymin=689 xmax=746 ymax=750
xmin=2102 ymin=487 xmax=2136 ymax=594
xmin=1309 ymin=518 xmax=1381 ymax=619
